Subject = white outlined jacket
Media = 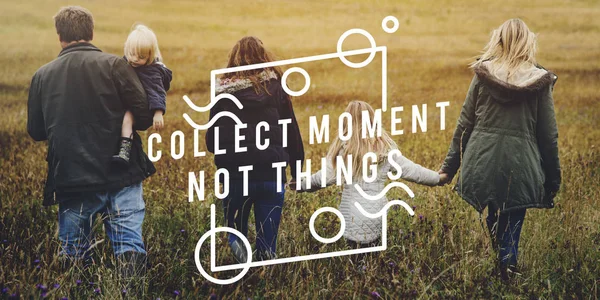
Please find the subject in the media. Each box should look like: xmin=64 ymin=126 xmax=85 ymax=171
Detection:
xmin=299 ymin=150 xmax=440 ymax=244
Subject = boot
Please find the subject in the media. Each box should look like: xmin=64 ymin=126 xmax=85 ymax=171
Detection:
xmin=117 ymin=252 xmax=147 ymax=298
xmin=112 ymin=136 xmax=133 ymax=166
xmin=499 ymin=264 xmax=510 ymax=282
xmin=498 ymin=261 xmax=521 ymax=282
xmin=229 ymin=239 xmax=249 ymax=264
xmin=255 ymin=250 xmax=277 ymax=262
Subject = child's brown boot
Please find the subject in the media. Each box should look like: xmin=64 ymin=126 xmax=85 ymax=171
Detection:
xmin=112 ymin=136 xmax=133 ymax=166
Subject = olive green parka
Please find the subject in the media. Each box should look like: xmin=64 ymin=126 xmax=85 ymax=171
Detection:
xmin=441 ymin=62 xmax=561 ymax=213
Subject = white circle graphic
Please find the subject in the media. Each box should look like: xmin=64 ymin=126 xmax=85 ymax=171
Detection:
xmin=194 ymin=227 xmax=252 ymax=285
xmin=281 ymin=67 xmax=310 ymax=97
xmin=336 ymin=28 xmax=377 ymax=68
xmin=382 ymin=16 xmax=399 ymax=33
xmin=309 ymin=207 xmax=346 ymax=244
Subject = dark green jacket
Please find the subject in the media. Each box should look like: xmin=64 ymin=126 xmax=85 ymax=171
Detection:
xmin=27 ymin=43 xmax=156 ymax=206
xmin=441 ymin=64 xmax=561 ymax=213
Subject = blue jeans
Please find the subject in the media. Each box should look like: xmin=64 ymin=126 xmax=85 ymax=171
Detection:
xmin=58 ymin=182 xmax=146 ymax=258
xmin=222 ymin=180 xmax=285 ymax=258
xmin=486 ymin=203 xmax=526 ymax=267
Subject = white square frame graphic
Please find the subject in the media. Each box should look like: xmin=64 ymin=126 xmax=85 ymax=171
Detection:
xmin=184 ymin=20 xmax=418 ymax=285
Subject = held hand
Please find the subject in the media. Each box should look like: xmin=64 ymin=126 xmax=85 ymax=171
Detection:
xmin=153 ymin=111 xmax=164 ymax=130
xmin=287 ymin=180 xmax=298 ymax=191
xmin=288 ymin=179 xmax=313 ymax=193
xmin=438 ymin=173 xmax=450 ymax=186
xmin=437 ymin=169 xmax=450 ymax=186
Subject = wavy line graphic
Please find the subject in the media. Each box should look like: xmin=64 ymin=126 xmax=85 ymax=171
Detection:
xmin=182 ymin=93 xmax=243 ymax=112
xmin=354 ymin=200 xmax=415 ymax=219
xmin=183 ymin=111 xmax=243 ymax=130
xmin=354 ymin=182 xmax=415 ymax=200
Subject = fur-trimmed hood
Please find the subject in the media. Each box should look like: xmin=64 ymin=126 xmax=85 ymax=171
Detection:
xmin=215 ymin=70 xmax=278 ymax=95
xmin=474 ymin=61 xmax=557 ymax=103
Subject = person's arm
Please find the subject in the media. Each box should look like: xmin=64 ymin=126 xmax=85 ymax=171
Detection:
xmin=537 ymin=77 xmax=561 ymax=194
xmin=392 ymin=151 xmax=440 ymax=186
xmin=112 ymin=58 xmax=152 ymax=130
xmin=146 ymin=72 xmax=168 ymax=130
xmin=440 ymin=75 xmax=479 ymax=179
xmin=158 ymin=62 xmax=173 ymax=92
xmin=277 ymin=86 xmax=305 ymax=181
xmin=205 ymin=106 xmax=217 ymax=153
xmin=27 ymin=72 xmax=46 ymax=141
xmin=147 ymin=71 xmax=167 ymax=115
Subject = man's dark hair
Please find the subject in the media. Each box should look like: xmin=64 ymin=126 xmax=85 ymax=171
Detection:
xmin=54 ymin=6 xmax=94 ymax=42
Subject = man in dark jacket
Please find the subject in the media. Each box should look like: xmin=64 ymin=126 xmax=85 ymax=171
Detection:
xmin=27 ymin=6 xmax=155 ymax=278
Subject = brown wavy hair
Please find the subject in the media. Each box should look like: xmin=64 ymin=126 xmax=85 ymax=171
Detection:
xmin=223 ymin=36 xmax=283 ymax=94
xmin=54 ymin=6 xmax=94 ymax=43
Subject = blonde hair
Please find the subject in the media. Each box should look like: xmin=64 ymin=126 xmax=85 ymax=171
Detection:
xmin=327 ymin=101 xmax=398 ymax=180
xmin=124 ymin=24 xmax=162 ymax=65
xmin=471 ymin=18 xmax=537 ymax=78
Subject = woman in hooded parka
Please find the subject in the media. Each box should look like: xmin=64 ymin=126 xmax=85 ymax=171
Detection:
xmin=440 ymin=18 xmax=561 ymax=280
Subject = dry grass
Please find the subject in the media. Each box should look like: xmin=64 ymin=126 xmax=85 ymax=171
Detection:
xmin=1 ymin=0 xmax=599 ymax=298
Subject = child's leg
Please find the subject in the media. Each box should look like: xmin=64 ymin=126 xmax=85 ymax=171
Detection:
xmin=347 ymin=237 xmax=381 ymax=270
xmin=121 ymin=110 xmax=134 ymax=138
xmin=346 ymin=238 xmax=381 ymax=249
xmin=346 ymin=239 xmax=360 ymax=249
xmin=112 ymin=111 xmax=135 ymax=165
xmin=346 ymin=239 xmax=365 ymax=270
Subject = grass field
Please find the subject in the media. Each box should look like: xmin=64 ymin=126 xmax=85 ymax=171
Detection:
xmin=1 ymin=0 xmax=599 ymax=298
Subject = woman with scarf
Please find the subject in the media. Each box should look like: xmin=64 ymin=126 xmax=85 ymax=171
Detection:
xmin=206 ymin=36 xmax=304 ymax=262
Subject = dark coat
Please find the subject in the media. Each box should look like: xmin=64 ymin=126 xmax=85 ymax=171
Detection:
xmin=206 ymin=77 xmax=304 ymax=182
xmin=441 ymin=63 xmax=561 ymax=213
xmin=130 ymin=60 xmax=172 ymax=113
xmin=27 ymin=43 xmax=156 ymax=206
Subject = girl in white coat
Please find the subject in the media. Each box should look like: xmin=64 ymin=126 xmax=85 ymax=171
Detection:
xmin=297 ymin=101 xmax=446 ymax=246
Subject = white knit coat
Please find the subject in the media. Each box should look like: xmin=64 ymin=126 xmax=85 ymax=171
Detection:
xmin=299 ymin=151 xmax=440 ymax=244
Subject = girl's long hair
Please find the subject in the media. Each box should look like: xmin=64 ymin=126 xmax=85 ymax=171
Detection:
xmin=327 ymin=101 xmax=398 ymax=181
xmin=470 ymin=18 xmax=537 ymax=78
xmin=223 ymin=36 xmax=283 ymax=94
